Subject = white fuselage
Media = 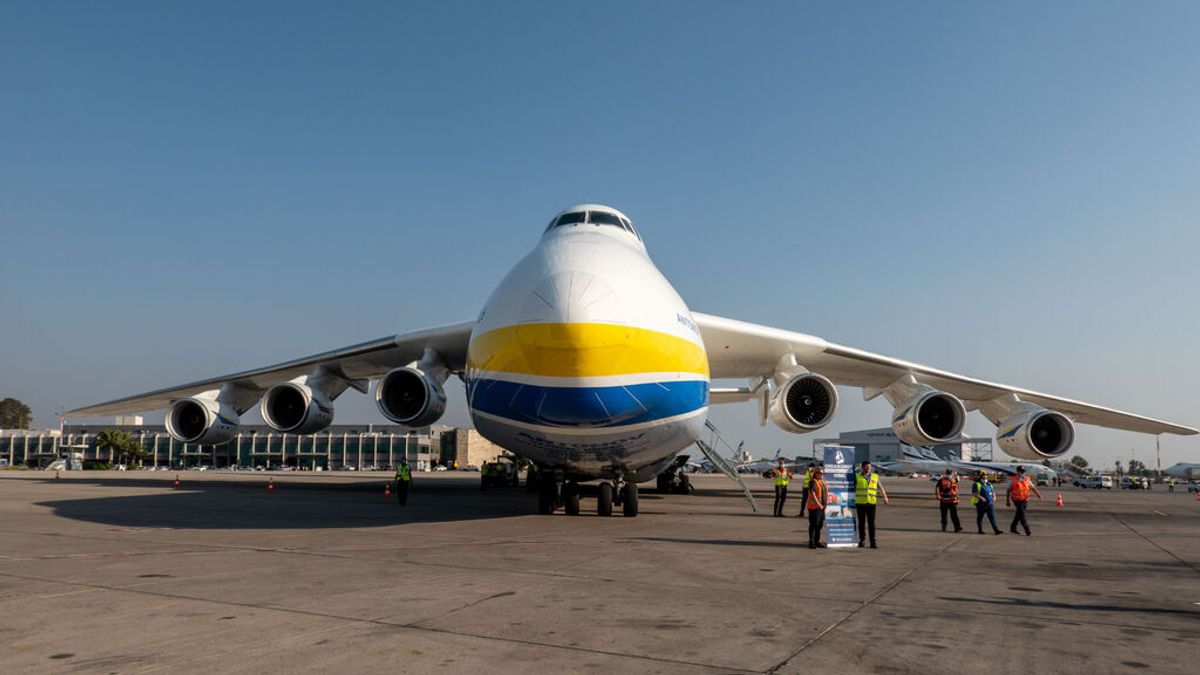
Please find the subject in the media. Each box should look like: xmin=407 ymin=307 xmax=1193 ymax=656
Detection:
xmin=464 ymin=208 xmax=709 ymax=481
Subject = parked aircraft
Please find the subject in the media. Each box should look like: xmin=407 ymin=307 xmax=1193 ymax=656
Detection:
xmin=69 ymin=204 xmax=1197 ymax=517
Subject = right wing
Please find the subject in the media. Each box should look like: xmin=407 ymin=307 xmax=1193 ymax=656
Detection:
xmin=68 ymin=321 xmax=474 ymax=416
xmin=697 ymin=312 xmax=1196 ymax=436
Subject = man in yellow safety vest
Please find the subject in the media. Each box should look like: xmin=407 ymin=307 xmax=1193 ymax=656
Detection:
xmin=798 ymin=462 xmax=816 ymax=518
xmin=855 ymin=460 xmax=889 ymax=548
xmin=770 ymin=458 xmax=793 ymax=517
xmin=394 ymin=459 xmax=412 ymax=506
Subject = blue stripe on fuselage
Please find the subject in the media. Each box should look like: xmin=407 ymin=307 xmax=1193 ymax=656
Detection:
xmin=467 ymin=378 xmax=708 ymax=428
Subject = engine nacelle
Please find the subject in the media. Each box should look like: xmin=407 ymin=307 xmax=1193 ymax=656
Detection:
xmin=768 ymin=373 xmax=838 ymax=433
xmin=165 ymin=397 xmax=239 ymax=445
xmin=260 ymin=382 xmax=334 ymax=434
xmin=375 ymin=366 xmax=447 ymax=426
xmin=892 ymin=390 xmax=966 ymax=446
xmin=996 ymin=408 xmax=1075 ymax=460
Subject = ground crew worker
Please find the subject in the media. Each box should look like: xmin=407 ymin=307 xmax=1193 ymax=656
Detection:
xmin=770 ymin=458 xmax=793 ymax=517
xmin=1006 ymin=465 xmax=1042 ymax=536
xmin=935 ymin=469 xmax=963 ymax=532
xmin=806 ymin=466 xmax=829 ymax=548
xmin=394 ymin=459 xmax=412 ymax=506
xmin=972 ymin=470 xmax=1002 ymax=535
xmin=798 ymin=462 xmax=816 ymax=518
xmin=1168 ymin=477 xmax=1176 ymax=493
xmin=854 ymin=460 xmax=888 ymax=548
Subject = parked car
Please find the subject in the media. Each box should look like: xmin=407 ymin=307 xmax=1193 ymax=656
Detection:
xmin=1081 ymin=475 xmax=1113 ymax=489
xmin=1187 ymin=481 xmax=1200 ymax=493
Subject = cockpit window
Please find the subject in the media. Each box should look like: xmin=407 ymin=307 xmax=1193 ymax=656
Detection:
xmin=621 ymin=217 xmax=641 ymax=240
xmin=587 ymin=211 xmax=624 ymax=228
xmin=554 ymin=211 xmax=586 ymax=227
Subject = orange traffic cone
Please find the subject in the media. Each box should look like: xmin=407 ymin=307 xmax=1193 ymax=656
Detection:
xmin=1195 ymin=491 xmax=1199 ymax=503
xmin=173 ymin=475 xmax=181 ymax=489
xmin=267 ymin=478 xmax=274 ymax=493
xmin=384 ymin=481 xmax=392 ymax=498
xmin=1055 ymin=493 xmax=1064 ymax=507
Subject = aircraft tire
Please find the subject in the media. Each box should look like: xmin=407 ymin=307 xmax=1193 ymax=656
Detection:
xmin=597 ymin=482 xmax=614 ymax=517
xmin=563 ymin=482 xmax=580 ymax=515
xmin=537 ymin=477 xmax=557 ymax=515
xmin=622 ymin=482 xmax=639 ymax=517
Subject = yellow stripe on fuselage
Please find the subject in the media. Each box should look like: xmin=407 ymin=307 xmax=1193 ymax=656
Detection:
xmin=467 ymin=323 xmax=709 ymax=378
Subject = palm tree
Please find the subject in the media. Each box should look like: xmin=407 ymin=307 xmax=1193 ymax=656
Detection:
xmin=94 ymin=429 xmax=127 ymax=465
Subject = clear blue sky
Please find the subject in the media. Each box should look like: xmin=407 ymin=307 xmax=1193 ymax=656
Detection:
xmin=3 ymin=2 xmax=1198 ymax=469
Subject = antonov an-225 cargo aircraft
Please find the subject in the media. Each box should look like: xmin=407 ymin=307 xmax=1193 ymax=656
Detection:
xmin=70 ymin=204 xmax=1197 ymax=517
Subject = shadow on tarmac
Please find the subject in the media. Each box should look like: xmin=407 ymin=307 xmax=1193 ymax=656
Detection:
xmin=632 ymin=536 xmax=805 ymax=549
xmin=35 ymin=476 xmax=535 ymax=529
xmin=940 ymin=595 xmax=1200 ymax=618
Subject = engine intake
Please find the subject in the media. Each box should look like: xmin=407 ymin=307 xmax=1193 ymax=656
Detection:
xmin=892 ymin=391 xmax=966 ymax=445
xmin=996 ymin=409 xmax=1075 ymax=460
xmin=261 ymin=382 xmax=334 ymax=434
xmin=769 ymin=373 xmax=838 ymax=433
xmin=376 ymin=366 xmax=447 ymax=426
xmin=165 ymin=397 xmax=239 ymax=445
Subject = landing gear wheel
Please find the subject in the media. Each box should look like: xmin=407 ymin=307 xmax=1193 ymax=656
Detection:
xmin=656 ymin=473 xmax=670 ymax=493
xmin=597 ymin=482 xmax=614 ymax=517
xmin=537 ymin=476 xmax=557 ymax=515
xmin=622 ymin=482 xmax=639 ymax=517
xmin=563 ymin=482 xmax=581 ymax=516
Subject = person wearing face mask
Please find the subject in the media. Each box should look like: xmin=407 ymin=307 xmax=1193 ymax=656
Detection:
xmin=972 ymin=470 xmax=1003 ymax=535
xmin=769 ymin=458 xmax=794 ymax=517
xmin=854 ymin=460 xmax=889 ymax=548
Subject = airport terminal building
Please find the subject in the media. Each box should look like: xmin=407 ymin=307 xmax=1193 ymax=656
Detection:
xmin=0 ymin=423 xmax=506 ymax=471
xmin=814 ymin=428 xmax=994 ymax=464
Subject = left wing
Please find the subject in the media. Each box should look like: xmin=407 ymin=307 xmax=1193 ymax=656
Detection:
xmin=696 ymin=312 xmax=1196 ymax=436
xmin=68 ymin=322 xmax=474 ymax=416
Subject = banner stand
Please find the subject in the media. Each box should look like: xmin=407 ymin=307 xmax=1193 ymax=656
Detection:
xmin=823 ymin=446 xmax=857 ymax=548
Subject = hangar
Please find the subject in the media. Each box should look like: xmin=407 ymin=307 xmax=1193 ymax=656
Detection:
xmin=813 ymin=427 xmax=995 ymax=465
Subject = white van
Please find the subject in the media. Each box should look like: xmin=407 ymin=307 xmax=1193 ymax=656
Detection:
xmin=1082 ymin=475 xmax=1113 ymax=490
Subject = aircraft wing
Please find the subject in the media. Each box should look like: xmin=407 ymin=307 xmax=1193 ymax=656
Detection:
xmin=68 ymin=322 xmax=474 ymax=416
xmin=695 ymin=312 xmax=1197 ymax=436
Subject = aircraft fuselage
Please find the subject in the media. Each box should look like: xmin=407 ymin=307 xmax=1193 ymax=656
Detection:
xmin=464 ymin=206 xmax=709 ymax=481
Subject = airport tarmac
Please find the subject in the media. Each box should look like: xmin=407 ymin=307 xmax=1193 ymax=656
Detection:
xmin=1 ymin=471 xmax=1197 ymax=674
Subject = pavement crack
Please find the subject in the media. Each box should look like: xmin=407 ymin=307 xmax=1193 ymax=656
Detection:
xmin=0 ymin=569 xmax=753 ymax=674
xmin=1109 ymin=513 xmax=1200 ymax=576
xmin=765 ymin=537 xmax=964 ymax=673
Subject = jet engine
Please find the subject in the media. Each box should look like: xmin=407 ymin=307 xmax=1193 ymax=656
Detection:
xmin=165 ymin=397 xmax=239 ymax=445
xmin=768 ymin=373 xmax=838 ymax=433
xmin=892 ymin=390 xmax=966 ymax=446
xmin=260 ymin=382 xmax=334 ymax=434
xmin=996 ymin=408 xmax=1075 ymax=460
xmin=375 ymin=366 xmax=447 ymax=426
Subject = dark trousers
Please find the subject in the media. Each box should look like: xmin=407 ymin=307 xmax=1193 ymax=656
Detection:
xmin=976 ymin=502 xmax=999 ymax=533
xmin=396 ymin=480 xmax=410 ymax=506
xmin=807 ymin=508 xmax=826 ymax=545
xmin=799 ymin=486 xmax=810 ymax=515
xmin=856 ymin=503 xmax=877 ymax=544
xmin=1010 ymin=499 xmax=1030 ymax=534
xmin=940 ymin=502 xmax=962 ymax=531
xmin=773 ymin=485 xmax=788 ymax=516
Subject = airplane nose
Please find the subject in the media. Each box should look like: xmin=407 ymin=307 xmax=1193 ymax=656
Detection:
xmin=518 ymin=271 xmax=625 ymax=326
xmin=514 ymin=271 xmax=629 ymax=378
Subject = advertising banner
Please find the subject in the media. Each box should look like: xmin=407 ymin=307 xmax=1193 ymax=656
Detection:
xmin=823 ymin=445 xmax=857 ymax=547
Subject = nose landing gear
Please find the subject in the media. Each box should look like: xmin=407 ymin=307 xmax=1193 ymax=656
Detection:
xmin=534 ymin=469 xmax=639 ymax=518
